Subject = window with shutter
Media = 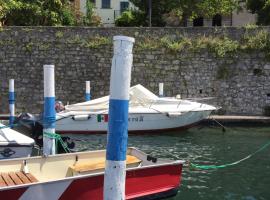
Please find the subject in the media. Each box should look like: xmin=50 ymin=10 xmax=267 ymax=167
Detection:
xmin=102 ymin=0 xmax=111 ymax=8
xmin=120 ymin=2 xmax=129 ymax=13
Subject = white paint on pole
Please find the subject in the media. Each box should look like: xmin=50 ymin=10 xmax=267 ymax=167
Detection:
xmin=9 ymin=104 xmax=15 ymax=118
xmin=85 ymin=81 xmax=91 ymax=101
xmin=43 ymin=65 xmax=56 ymax=156
xmin=44 ymin=65 xmax=55 ymax=97
xmin=104 ymin=35 xmax=135 ymax=200
xmin=86 ymin=81 xmax=90 ymax=93
xmin=9 ymin=79 xmax=14 ymax=92
xmin=104 ymin=160 xmax=126 ymax=200
xmin=109 ymin=36 xmax=135 ymax=100
xmin=159 ymin=82 xmax=164 ymax=97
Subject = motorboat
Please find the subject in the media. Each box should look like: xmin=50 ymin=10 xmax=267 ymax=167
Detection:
xmin=0 ymin=147 xmax=184 ymax=200
xmin=0 ymin=123 xmax=34 ymax=159
xmin=55 ymin=84 xmax=217 ymax=134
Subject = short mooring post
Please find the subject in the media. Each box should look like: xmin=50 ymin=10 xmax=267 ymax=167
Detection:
xmin=43 ymin=65 xmax=56 ymax=156
xmin=104 ymin=36 xmax=135 ymax=200
xmin=85 ymin=81 xmax=91 ymax=101
xmin=9 ymin=79 xmax=15 ymax=127
xmin=159 ymin=82 xmax=164 ymax=97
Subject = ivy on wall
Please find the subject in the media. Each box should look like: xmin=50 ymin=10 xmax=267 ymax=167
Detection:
xmin=136 ymin=30 xmax=270 ymax=60
xmin=0 ymin=28 xmax=270 ymax=59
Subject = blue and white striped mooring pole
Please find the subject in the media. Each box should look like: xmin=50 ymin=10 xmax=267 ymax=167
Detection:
xmin=85 ymin=81 xmax=91 ymax=101
xmin=9 ymin=79 xmax=15 ymax=127
xmin=159 ymin=82 xmax=164 ymax=97
xmin=43 ymin=65 xmax=56 ymax=156
xmin=104 ymin=36 xmax=135 ymax=200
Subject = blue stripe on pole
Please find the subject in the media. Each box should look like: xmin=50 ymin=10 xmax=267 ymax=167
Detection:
xmin=9 ymin=92 xmax=15 ymax=103
xmin=106 ymin=99 xmax=129 ymax=161
xmin=85 ymin=93 xmax=91 ymax=101
xmin=43 ymin=97 xmax=56 ymax=128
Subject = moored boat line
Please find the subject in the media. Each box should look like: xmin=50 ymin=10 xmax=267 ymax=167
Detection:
xmin=0 ymin=35 xmax=185 ymax=199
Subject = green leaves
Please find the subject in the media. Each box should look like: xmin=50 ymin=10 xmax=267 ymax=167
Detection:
xmin=0 ymin=0 xmax=76 ymax=26
xmin=82 ymin=0 xmax=101 ymax=26
xmin=130 ymin=0 xmax=241 ymax=26
xmin=115 ymin=9 xmax=146 ymax=27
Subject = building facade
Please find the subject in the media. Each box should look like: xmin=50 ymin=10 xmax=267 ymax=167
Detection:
xmin=78 ymin=0 xmax=134 ymax=26
xmin=73 ymin=0 xmax=257 ymax=27
xmin=187 ymin=2 xmax=257 ymax=27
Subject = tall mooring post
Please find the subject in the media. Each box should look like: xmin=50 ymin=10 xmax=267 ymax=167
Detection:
xmin=43 ymin=65 xmax=56 ymax=156
xmin=85 ymin=81 xmax=91 ymax=101
xmin=159 ymin=82 xmax=164 ymax=97
xmin=9 ymin=79 xmax=15 ymax=127
xmin=104 ymin=36 xmax=135 ymax=199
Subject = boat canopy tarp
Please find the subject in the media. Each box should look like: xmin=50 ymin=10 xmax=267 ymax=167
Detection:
xmin=59 ymin=85 xmax=217 ymax=117
xmin=64 ymin=84 xmax=158 ymax=112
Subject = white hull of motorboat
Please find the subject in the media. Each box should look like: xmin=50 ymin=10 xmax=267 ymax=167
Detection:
xmin=53 ymin=84 xmax=217 ymax=134
xmin=56 ymin=110 xmax=212 ymax=134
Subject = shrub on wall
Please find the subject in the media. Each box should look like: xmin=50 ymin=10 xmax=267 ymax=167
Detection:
xmin=241 ymin=30 xmax=270 ymax=58
xmin=206 ymin=37 xmax=239 ymax=57
xmin=115 ymin=9 xmax=146 ymax=27
xmin=134 ymin=30 xmax=270 ymax=59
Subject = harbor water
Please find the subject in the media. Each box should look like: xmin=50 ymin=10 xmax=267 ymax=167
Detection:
xmin=67 ymin=126 xmax=270 ymax=200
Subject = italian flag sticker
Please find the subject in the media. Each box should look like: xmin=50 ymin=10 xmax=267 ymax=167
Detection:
xmin=97 ymin=114 xmax=108 ymax=122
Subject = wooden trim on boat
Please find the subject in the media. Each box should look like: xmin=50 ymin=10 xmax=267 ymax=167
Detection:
xmin=70 ymin=155 xmax=141 ymax=173
xmin=0 ymin=172 xmax=38 ymax=187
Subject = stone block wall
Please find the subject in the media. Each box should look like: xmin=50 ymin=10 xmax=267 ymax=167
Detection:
xmin=0 ymin=27 xmax=269 ymax=115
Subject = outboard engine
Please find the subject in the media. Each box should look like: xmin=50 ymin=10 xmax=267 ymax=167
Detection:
xmin=16 ymin=112 xmax=75 ymax=154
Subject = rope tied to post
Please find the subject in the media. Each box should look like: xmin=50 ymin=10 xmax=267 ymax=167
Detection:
xmin=43 ymin=132 xmax=71 ymax=153
xmin=0 ymin=117 xmax=73 ymax=153
xmin=189 ymin=140 xmax=270 ymax=170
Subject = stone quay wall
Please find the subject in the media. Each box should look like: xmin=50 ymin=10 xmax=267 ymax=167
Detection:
xmin=0 ymin=26 xmax=270 ymax=115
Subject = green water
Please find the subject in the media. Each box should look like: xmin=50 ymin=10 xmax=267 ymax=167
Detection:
xmin=67 ymin=127 xmax=270 ymax=200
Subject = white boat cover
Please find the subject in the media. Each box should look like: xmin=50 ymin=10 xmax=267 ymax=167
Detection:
xmin=57 ymin=84 xmax=217 ymax=119
xmin=0 ymin=123 xmax=35 ymax=146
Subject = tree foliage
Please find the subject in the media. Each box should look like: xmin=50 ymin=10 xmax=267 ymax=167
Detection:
xmin=246 ymin=0 xmax=270 ymax=25
xmin=82 ymin=0 xmax=101 ymax=26
xmin=0 ymin=0 xmax=99 ymax=26
xmin=115 ymin=9 xmax=146 ymax=27
xmin=129 ymin=0 xmax=240 ymax=26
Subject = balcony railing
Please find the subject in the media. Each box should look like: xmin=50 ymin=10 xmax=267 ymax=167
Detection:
xmin=114 ymin=10 xmax=121 ymax=20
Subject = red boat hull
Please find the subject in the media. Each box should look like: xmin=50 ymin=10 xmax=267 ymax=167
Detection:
xmin=0 ymin=163 xmax=182 ymax=200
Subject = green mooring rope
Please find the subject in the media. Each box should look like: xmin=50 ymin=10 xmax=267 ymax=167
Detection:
xmin=190 ymin=140 xmax=270 ymax=170
xmin=43 ymin=132 xmax=71 ymax=153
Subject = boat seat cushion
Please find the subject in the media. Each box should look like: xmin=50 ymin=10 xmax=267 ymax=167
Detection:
xmin=70 ymin=155 xmax=141 ymax=173
xmin=0 ymin=172 xmax=38 ymax=187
